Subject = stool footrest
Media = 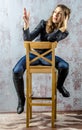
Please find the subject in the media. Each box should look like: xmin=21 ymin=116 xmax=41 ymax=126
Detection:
xmin=31 ymin=103 xmax=52 ymax=106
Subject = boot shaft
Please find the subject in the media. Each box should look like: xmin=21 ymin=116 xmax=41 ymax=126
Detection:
xmin=13 ymin=73 xmax=25 ymax=102
xmin=57 ymin=68 xmax=69 ymax=88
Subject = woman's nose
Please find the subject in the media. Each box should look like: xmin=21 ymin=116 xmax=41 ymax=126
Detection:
xmin=54 ymin=13 xmax=58 ymax=17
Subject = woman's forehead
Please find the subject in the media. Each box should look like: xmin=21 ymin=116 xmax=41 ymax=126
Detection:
xmin=55 ymin=7 xmax=63 ymax=13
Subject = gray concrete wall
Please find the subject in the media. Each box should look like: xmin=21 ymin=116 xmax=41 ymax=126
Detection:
xmin=0 ymin=0 xmax=82 ymax=112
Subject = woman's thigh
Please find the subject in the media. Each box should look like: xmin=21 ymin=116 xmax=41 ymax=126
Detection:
xmin=13 ymin=55 xmax=26 ymax=74
xmin=39 ymin=54 xmax=69 ymax=69
xmin=13 ymin=54 xmax=40 ymax=74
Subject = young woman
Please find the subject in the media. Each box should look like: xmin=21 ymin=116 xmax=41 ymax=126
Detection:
xmin=13 ymin=4 xmax=71 ymax=114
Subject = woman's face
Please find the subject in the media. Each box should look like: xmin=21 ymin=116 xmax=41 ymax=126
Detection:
xmin=52 ymin=7 xmax=64 ymax=24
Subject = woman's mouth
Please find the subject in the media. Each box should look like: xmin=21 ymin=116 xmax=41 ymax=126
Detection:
xmin=53 ymin=17 xmax=57 ymax=21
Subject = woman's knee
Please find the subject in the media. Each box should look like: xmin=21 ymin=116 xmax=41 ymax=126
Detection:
xmin=13 ymin=64 xmax=24 ymax=79
xmin=13 ymin=69 xmax=22 ymax=79
xmin=13 ymin=56 xmax=26 ymax=78
xmin=58 ymin=61 xmax=69 ymax=70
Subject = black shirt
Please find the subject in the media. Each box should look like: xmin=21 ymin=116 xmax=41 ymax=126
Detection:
xmin=23 ymin=19 xmax=69 ymax=42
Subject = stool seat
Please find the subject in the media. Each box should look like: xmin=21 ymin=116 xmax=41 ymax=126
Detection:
xmin=24 ymin=41 xmax=57 ymax=127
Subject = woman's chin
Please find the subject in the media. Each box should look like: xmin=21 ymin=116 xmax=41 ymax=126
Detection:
xmin=53 ymin=20 xmax=57 ymax=24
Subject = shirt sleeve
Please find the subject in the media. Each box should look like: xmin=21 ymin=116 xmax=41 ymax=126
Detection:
xmin=23 ymin=20 xmax=45 ymax=41
xmin=47 ymin=29 xmax=69 ymax=42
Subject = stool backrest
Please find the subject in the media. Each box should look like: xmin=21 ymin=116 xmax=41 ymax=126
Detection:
xmin=24 ymin=41 xmax=57 ymax=73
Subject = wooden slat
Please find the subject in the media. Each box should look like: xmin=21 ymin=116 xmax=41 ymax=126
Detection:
xmin=24 ymin=41 xmax=57 ymax=49
xmin=30 ymin=103 xmax=52 ymax=106
xmin=29 ymin=66 xmax=52 ymax=73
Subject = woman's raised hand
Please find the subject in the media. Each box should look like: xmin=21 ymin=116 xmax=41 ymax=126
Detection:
xmin=23 ymin=8 xmax=30 ymax=30
xmin=59 ymin=14 xmax=69 ymax=32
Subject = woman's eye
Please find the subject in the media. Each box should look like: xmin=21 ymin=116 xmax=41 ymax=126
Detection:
xmin=59 ymin=12 xmax=62 ymax=15
xmin=53 ymin=11 xmax=62 ymax=16
xmin=57 ymin=13 xmax=61 ymax=16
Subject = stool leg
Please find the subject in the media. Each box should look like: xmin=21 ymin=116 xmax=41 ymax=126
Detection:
xmin=54 ymin=71 xmax=57 ymax=120
xmin=52 ymin=71 xmax=55 ymax=127
xmin=29 ymin=73 xmax=32 ymax=119
xmin=26 ymin=72 xmax=30 ymax=127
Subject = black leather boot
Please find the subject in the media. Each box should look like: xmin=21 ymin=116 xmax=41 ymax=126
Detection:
xmin=57 ymin=68 xmax=70 ymax=97
xmin=13 ymin=74 xmax=25 ymax=114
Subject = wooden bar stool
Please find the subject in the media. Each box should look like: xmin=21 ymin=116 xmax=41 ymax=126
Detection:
xmin=24 ymin=41 xmax=57 ymax=127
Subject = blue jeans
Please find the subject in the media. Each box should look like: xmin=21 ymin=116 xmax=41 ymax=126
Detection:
xmin=13 ymin=53 xmax=69 ymax=77
xmin=13 ymin=53 xmax=69 ymax=100
xmin=13 ymin=53 xmax=69 ymax=98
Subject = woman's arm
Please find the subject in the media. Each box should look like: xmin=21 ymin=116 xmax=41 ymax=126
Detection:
xmin=47 ymin=29 xmax=69 ymax=42
xmin=23 ymin=8 xmax=45 ymax=41
xmin=23 ymin=20 xmax=44 ymax=41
